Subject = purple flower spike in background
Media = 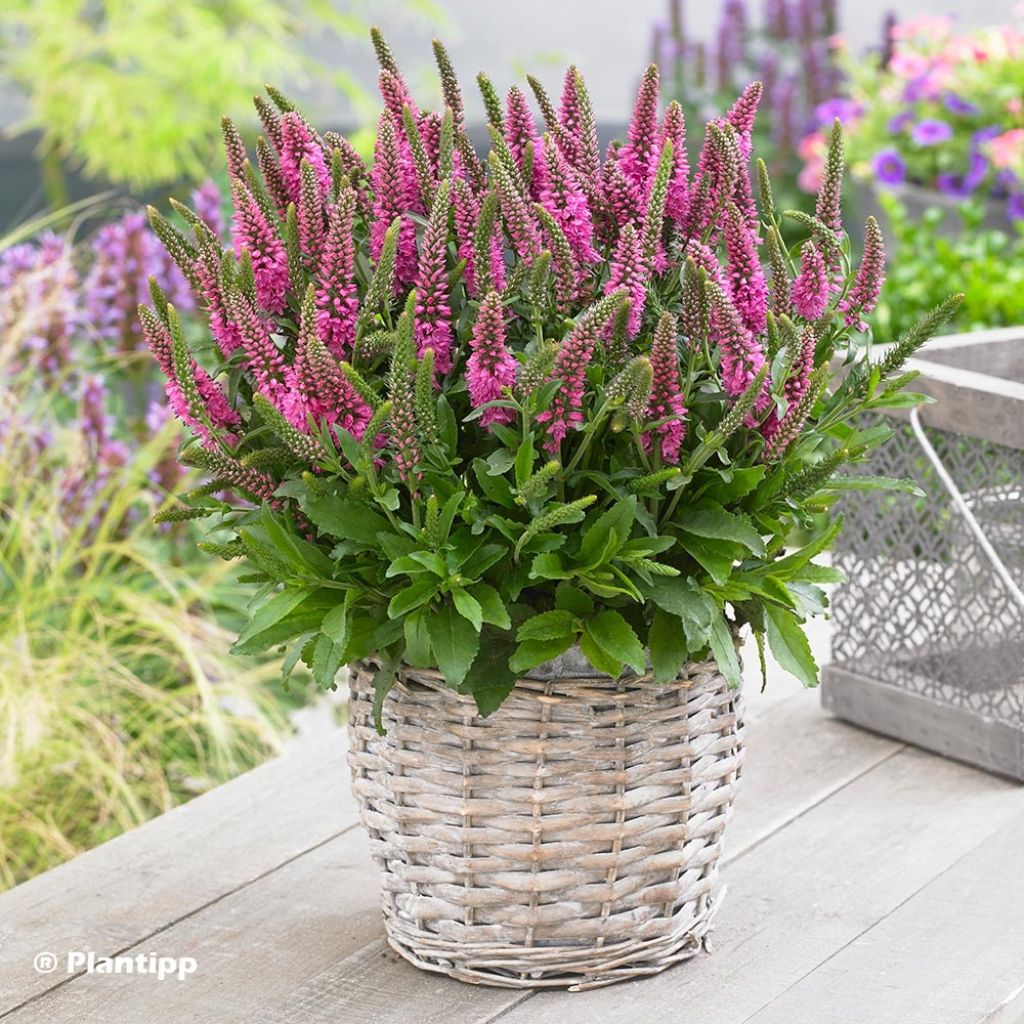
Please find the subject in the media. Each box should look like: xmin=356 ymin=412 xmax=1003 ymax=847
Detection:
xmin=814 ymin=98 xmax=861 ymax=128
xmin=910 ymin=119 xmax=953 ymax=147
xmin=872 ymin=149 xmax=906 ymax=186
xmin=1009 ymin=193 xmax=1024 ymax=222
xmin=887 ymin=110 xmax=914 ymax=135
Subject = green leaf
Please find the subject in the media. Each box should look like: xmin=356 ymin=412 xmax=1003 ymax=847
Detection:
xmin=386 ymin=552 xmax=447 ymax=578
xmin=765 ymin=604 xmax=819 ymax=688
xmin=700 ymin=466 xmax=766 ymax=506
xmin=517 ymin=610 xmax=577 ymax=641
xmin=403 ymin=609 xmax=432 ymax=667
xmin=530 ymin=552 xmax=572 ymax=580
xmin=681 ymin=503 xmax=766 ymax=556
xmin=586 ymin=610 xmax=645 ymax=674
xmin=387 ymin=578 xmax=439 ymax=618
xmin=471 ymin=583 xmax=512 ymax=629
xmin=641 ymin=577 xmax=714 ymax=651
xmin=514 ymin=436 xmax=535 ymax=489
xmin=578 ymin=497 xmax=638 ymax=567
xmin=232 ymin=588 xmax=326 ymax=655
xmin=580 ymin=627 xmax=621 ymax=677
xmin=311 ymin=633 xmax=343 ymax=689
xmin=509 ymin=634 xmax=575 ymax=673
xmin=472 ymin=458 xmax=515 ymax=507
xmin=427 ymin=604 xmax=480 ymax=687
xmin=451 ymin=587 xmax=483 ymax=630
xmin=678 ymin=533 xmax=742 ymax=585
xmin=555 ymin=585 xmax=594 ymax=616
xmin=302 ymin=496 xmax=389 ymax=546
xmin=372 ymin=649 xmax=401 ymax=734
xmin=708 ymin=613 xmax=742 ymax=689
xmin=321 ymin=602 xmax=350 ymax=652
xmin=460 ymin=629 xmax=518 ymax=715
xmin=648 ymin=608 xmax=688 ymax=684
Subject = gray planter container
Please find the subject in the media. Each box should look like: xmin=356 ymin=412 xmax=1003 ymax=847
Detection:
xmin=856 ymin=180 xmax=1013 ymax=237
xmin=823 ymin=327 xmax=1024 ymax=779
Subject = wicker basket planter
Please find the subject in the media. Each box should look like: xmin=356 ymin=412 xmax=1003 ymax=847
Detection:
xmin=347 ymin=652 xmax=744 ymax=990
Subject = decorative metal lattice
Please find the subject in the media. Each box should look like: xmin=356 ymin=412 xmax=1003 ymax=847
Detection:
xmin=830 ymin=414 xmax=1024 ymax=723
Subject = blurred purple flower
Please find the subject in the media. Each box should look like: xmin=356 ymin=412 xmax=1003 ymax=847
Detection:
xmin=1009 ymin=193 xmax=1024 ymax=222
xmin=936 ymin=172 xmax=972 ymax=198
xmin=887 ymin=109 xmax=914 ymax=134
xmin=972 ymin=125 xmax=1003 ymax=146
xmin=943 ymin=92 xmax=978 ymax=116
xmin=873 ymin=149 xmax=906 ymax=186
xmin=814 ymin=97 xmax=862 ymax=127
xmin=910 ymin=119 xmax=953 ymax=146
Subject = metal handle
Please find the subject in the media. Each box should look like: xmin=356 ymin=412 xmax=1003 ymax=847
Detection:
xmin=909 ymin=407 xmax=1024 ymax=612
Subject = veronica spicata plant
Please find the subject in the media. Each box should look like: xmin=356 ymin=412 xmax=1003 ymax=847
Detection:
xmin=142 ymin=31 xmax=961 ymax=721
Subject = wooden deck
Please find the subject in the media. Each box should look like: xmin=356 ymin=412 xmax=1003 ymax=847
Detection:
xmin=3 ymin=626 xmax=1024 ymax=1023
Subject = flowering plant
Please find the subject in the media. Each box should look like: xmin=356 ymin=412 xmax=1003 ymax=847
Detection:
xmin=144 ymin=32 xmax=959 ymax=720
xmin=651 ymin=0 xmax=845 ymax=199
xmin=826 ymin=13 xmax=1024 ymax=217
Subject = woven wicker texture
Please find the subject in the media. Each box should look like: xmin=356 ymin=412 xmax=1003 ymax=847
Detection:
xmin=347 ymin=657 xmax=744 ymax=990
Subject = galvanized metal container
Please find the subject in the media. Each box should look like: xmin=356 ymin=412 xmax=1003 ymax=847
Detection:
xmin=823 ymin=328 xmax=1024 ymax=779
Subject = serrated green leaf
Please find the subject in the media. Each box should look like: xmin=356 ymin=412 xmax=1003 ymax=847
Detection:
xmin=708 ymin=613 xmax=742 ymax=688
xmin=580 ymin=627 xmax=622 ymax=677
xmin=765 ymin=604 xmax=819 ymax=688
xmin=649 ymin=608 xmax=688 ymax=683
xmin=530 ymin=552 xmax=572 ymax=580
xmin=586 ymin=610 xmax=645 ymax=673
xmin=555 ymin=585 xmax=594 ymax=616
xmin=471 ymin=583 xmax=511 ymax=629
xmin=302 ymin=496 xmax=389 ymax=546
xmin=517 ymin=610 xmax=577 ymax=641
xmin=509 ymin=634 xmax=575 ymax=673
xmin=427 ymin=603 xmax=480 ymax=687
xmin=451 ymin=587 xmax=483 ymax=630
xmin=681 ymin=503 xmax=766 ymax=556
xmin=387 ymin=578 xmax=438 ymax=618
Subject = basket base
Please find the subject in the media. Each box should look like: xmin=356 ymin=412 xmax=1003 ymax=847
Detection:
xmin=380 ymin=892 xmax=724 ymax=991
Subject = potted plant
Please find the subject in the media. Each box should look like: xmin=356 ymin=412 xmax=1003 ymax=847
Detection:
xmin=141 ymin=31 xmax=959 ymax=990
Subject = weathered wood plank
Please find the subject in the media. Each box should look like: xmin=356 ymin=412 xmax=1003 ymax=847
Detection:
xmin=492 ymin=748 xmax=1024 ymax=1024
xmin=745 ymin=808 xmax=1024 ymax=1024
xmin=0 ymin=729 xmax=356 ymax=1016
xmin=0 ymin=694 xmax=895 ymax=1024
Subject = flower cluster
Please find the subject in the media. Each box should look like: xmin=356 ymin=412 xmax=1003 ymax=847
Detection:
xmin=143 ymin=32 xmax=953 ymax=714
xmin=811 ymin=12 xmax=1024 ymax=217
xmin=650 ymin=0 xmax=844 ymax=197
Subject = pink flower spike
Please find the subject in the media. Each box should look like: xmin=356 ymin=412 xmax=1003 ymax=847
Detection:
xmin=792 ymin=242 xmax=830 ymax=321
xmin=659 ymin=101 xmax=689 ymax=226
xmin=467 ymin=290 xmax=518 ymax=427
xmin=315 ymin=188 xmax=359 ymax=358
xmin=278 ymin=112 xmax=329 ymax=205
xmin=371 ymin=114 xmax=418 ymax=288
xmin=605 ymin=223 xmax=647 ymax=338
xmin=231 ymin=180 xmax=289 ymax=315
xmin=619 ymin=64 xmax=661 ymax=194
xmin=708 ymin=280 xmax=768 ymax=406
xmin=839 ymin=216 xmax=886 ymax=330
xmin=413 ymin=180 xmax=454 ymax=373
xmin=645 ymin=312 xmax=687 ymax=463
xmin=539 ymin=135 xmax=599 ymax=266
xmin=724 ymin=203 xmax=768 ymax=334
xmin=193 ymin=253 xmax=244 ymax=359
xmin=224 ymin=287 xmax=288 ymax=407
xmin=506 ymin=86 xmax=546 ymax=199
xmin=535 ymin=294 xmax=623 ymax=451
xmin=725 ymin=82 xmax=763 ymax=140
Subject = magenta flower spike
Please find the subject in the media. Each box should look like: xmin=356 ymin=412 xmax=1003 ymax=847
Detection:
xmin=278 ymin=112 xmax=330 ymax=206
xmin=315 ymin=188 xmax=360 ymax=358
xmin=371 ymin=114 xmax=418 ymax=288
xmin=605 ymin=223 xmax=647 ymax=339
xmin=659 ymin=101 xmax=689 ymax=226
xmin=724 ymin=82 xmax=763 ymax=150
xmin=297 ymin=159 xmax=327 ymax=261
xmin=413 ymin=180 xmax=454 ymax=373
xmin=231 ymin=180 xmax=289 ymax=315
xmin=452 ymin=163 xmax=506 ymax=298
xmin=708 ymin=280 xmax=768 ymax=405
xmin=645 ymin=312 xmax=687 ymax=463
xmin=724 ymin=203 xmax=768 ymax=334
xmin=379 ymin=68 xmax=419 ymax=132
xmin=467 ymin=290 xmax=518 ymax=427
xmin=601 ymin=152 xmax=641 ymax=231
xmin=761 ymin=327 xmax=815 ymax=443
xmin=140 ymin=308 xmax=239 ymax=449
xmin=506 ymin=86 xmax=546 ymax=199
xmin=492 ymin=156 xmax=543 ymax=264
xmin=225 ymin=288 xmax=288 ymax=406
xmin=286 ymin=295 xmax=372 ymax=438
xmin=620 ymin=64 xmax=661 ymax=196
xmin=839 ymin=216 xmax=886 ymax=330
xmin=535 ymin=295 xmax=622 ymax=451
xmin=556 ymin=67 xmax=583 ymax=165
xmin=815 ymin=120 xmax=844 ymax=235
xmin=193 ymin=252 xmax=244 ymax=359
xmin=792 ymin=242 xmax=829 ymax=321
xmin=539 ymin=135 xmax=599 ymax=267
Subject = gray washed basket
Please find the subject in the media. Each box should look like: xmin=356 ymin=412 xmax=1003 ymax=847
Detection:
xmin=347 ymin=652 xmax=744 ymax=990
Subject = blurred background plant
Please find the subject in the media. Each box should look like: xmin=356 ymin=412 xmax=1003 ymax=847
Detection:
xmin=0 ymin=203 xmax=313 ymax=890
xmin=813 ymin=12 xmax=1024 ymax=218
xmin=649 ymin=0 xmax=845 ymax=215
xmin=0 ymin=0 xmax=383 ymax=208
xmin=869 ymin=192 xmax=1024 ymax=342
